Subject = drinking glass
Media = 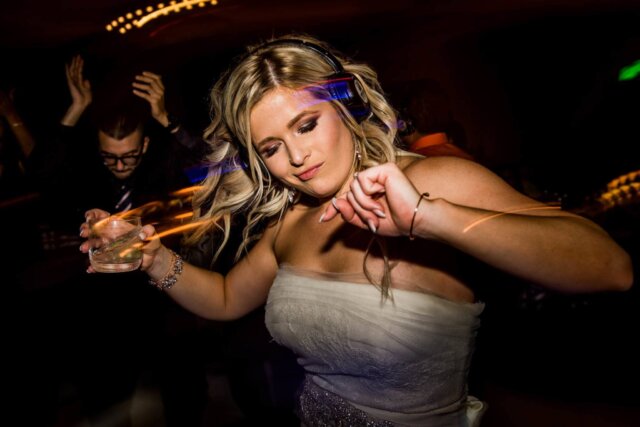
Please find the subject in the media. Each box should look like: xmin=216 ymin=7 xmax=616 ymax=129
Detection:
xmin=88 ymin=216 xmax=143 ymax=273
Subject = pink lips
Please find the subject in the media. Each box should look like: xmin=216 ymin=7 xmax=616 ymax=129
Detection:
xmin=296 ymin=163 xmax=323 ymax=181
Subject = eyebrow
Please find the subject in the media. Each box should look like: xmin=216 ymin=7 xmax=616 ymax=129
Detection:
xmin=100 ymin=146 xmax=142 ymax=156
xmin=255 ymin=110 xmax=318 ymax=147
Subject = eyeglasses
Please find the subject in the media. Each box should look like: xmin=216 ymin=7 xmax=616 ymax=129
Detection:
xmin=100 ymin=147 xmax=144 ymax=167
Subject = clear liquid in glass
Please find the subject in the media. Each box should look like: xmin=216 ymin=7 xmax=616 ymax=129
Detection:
xmin=89 ymin=217 xmax=142 ymax=273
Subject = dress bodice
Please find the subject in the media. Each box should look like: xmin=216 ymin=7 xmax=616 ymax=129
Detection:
xmin=265 ymin=264 xmax=486 ymax=426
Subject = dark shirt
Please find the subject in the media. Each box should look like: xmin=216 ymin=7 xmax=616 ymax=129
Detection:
xmin=33 ymin=122 xmax=197 ymax=233
xmin=0 ymin=131 xmax=32 ymax=200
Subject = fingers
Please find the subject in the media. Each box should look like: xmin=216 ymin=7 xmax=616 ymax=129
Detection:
xmin=79 ymin=236 xmax=107 ymax=253
xmin=65 ymin=63 xmax=71 ymax=83
xmin=319 ymin=163 xmax=414 ymax=236
xmin=139 ymin=224 xmax=162 ymax=271
xmin=140 ymin=224 xmax=160 ymax=247
xmin=319 ymin=195 xmax=348 ymax=223
xmin=79 ymin=209 xmax=111 ymax=249
xmin=132 ymin=72 xmax=166 ymax=118
xmin=131 ymin=87 xmax=150 ymax=101
xmin=84 ymin=208 xmax=110 ymax=223
xmin=132 ymin=71 xmax=164 ymax=94
xmin=346 ymin=191 xmax=378 ymax=233
xmin=66 ymin=55 xmax=91 ymax=101
xmin=135 ymin=71 xmax=164 ymax=87
xmin=350 ymin=176 xmax=386 ymax=218
xmin=319 ymin=169 xmax=385 ymax=231
xmin=324 ymin=173 xmax=387 ymax=233
xmin=320 ymin=194 xmax=370 ymax=231
xmin=79 ymin=222 xmax=91 ymax=238
xmin=68 ymin=55 xmax=83 ymax=83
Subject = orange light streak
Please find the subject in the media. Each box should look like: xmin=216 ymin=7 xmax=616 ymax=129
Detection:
xmin=170 ymin=185 xmax=203 ymax=197
xmin=119 ymin=219 xmax=211 ymax=254
xmin=147 ymin=218 xmax=213 ymax=241
xmin=173 ymin=212 xmax=194 ymax=220
xmin=116 ymin=201 xmax=165 ymax=218
xmin=462 ymin=205 xmax=562 ymax=233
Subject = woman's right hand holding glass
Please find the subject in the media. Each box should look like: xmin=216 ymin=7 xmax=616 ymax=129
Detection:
xmin=79 ymin=208 xmax=166 ymax=275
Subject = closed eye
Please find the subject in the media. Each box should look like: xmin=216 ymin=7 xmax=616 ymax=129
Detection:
xmin=298 ymin=117 xmax=318 ymax=134
xmin=262 ymin=142 xmax=281 ymax=158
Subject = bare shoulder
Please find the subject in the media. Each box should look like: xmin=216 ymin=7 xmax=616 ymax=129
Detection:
xmin=259 ymin=217 xmax=283 ymax=250
xmin=236 ymin=219 xmax=280 ymax=279
xmin=401 ymin=155 xmax=494 ymax=191
xmin=401 ymin=156 xmax=549 ymax=212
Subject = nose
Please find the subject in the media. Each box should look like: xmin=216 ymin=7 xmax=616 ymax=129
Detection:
xmin=116 ymin=159 xmax=126 ymax=171
xmin=288 ymin=143 xmax=309 ymax=167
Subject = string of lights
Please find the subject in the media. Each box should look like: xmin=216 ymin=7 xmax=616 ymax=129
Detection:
xmin=105 ymin=0 xmax=219 ymax=34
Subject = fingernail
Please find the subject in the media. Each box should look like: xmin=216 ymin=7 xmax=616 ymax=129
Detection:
xmin=318 ymin=213 xmax=326 ymax=223
xmin=367 ymin=220 xmax=377 ymax=234
xmin=373 ymin=209 xmax=386 ymax=218
xmin=138 ymin=232 xmax=146 ymax=241
xmin=331 ymin=197 xmax=339 ymax=211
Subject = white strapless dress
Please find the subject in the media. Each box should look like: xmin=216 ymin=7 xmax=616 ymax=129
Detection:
xmin=265 ymin=264 xmax=486 ymax=426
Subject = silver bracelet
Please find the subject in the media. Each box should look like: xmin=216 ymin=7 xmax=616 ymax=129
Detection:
xmin=408 ymin=192 xmax=430 ymax=240
xmin=149 ymin=249 xmax=184 ymax=291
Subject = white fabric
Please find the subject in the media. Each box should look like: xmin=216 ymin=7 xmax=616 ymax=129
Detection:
xmin=265 ymin=264 xmax=486 ymax=426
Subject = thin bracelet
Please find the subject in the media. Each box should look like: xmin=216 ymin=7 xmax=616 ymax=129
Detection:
xmin=11 ymin=122 xmax=24 ymax=127
xmin=408 ymin=192 xmax=430 ymax=240
xmin=149 ymin=249 xmax=184 ymax=291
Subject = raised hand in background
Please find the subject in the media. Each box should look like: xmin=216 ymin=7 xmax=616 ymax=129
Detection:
xmin=61 ymin=55 xmax=92 ymax=127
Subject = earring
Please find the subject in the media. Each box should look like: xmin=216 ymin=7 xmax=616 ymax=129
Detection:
xmin=288 ymin=188 xmax=296 ymax=204
xmin=355 ymin=143 xmax=362 ymax=163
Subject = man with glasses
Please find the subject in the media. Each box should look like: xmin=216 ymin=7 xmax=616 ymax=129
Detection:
xmin=92 ymin=113 xmax=155 ymax=213
xmin=39 ymin=54 xmax=197 ymax=217
xmin=25 ymin=56 xmax=209 ymax=427
xmin=99 ymin=131 xmax=146 ymax=179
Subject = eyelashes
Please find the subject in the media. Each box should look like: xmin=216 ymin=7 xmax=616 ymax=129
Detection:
xmin=263 ymin=144 xmax=280 ymax=158
xmin=260 ymin=117 xmax=319 ymax=158
xmin=298 ymin=118 xmax=318 ymax=134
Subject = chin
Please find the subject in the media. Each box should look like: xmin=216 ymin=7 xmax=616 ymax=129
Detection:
xmin=112 ymin=172 xmax=133 ymax=180
xmin=308 ymin=187 xmax=340 ymax=201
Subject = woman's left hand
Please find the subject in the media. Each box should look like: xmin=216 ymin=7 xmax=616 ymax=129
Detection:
xmin=320 ymin=162 xmax=423 ymax=236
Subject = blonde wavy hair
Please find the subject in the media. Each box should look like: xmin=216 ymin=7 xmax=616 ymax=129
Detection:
xmin=185 ymin=35 xmax=402 ymax=291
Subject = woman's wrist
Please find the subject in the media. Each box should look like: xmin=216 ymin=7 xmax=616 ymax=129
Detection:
xmin=148 ymin=248 xmax=184 ymax=291
xmin=408 ymin=192 xmax=430 ymax=240
xmin=408 ymin=196 xmax=444 ymax=241
xmin=146 ymin=245 xmax=174 ymax=280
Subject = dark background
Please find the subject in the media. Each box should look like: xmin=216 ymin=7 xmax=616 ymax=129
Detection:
xmin=1 ymin=1 xmax=639 ymax=426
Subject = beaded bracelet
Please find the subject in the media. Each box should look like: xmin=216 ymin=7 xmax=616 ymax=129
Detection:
xmin=408 ymin=192 xmax=430 ymax=240
xmin=149 ymin=249 xmax=184 ymax=291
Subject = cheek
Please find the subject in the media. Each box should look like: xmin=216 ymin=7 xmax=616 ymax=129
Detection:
xmin=328 ymin=114 xmax=352 ymax=150
xmin=331 ymin=126 xmax=354 ymax=160
xmin=262 ymin=155 xmax=289 ymax=181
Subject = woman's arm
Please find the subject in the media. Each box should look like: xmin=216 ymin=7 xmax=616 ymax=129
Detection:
xmin=323 ymin=157 xmax=633 ymax=293
xmin=410 ymin=157 xmax=632 ymax=292
xmin=80 ymin=209 xmax=279 ymax=320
